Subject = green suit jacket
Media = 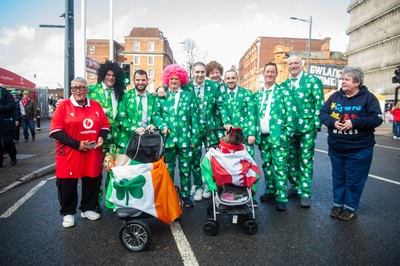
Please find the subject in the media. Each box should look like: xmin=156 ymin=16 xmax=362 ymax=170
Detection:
xmin=87 ymin=83 xmax=121 ymax=150
xmin=280 ymin=73 xmax=324 ymax=134
xmin=253 ymin=84 xmax=294 ymax=146
xmin=187 ymin=79 xmax=230 ymax=133
xmin=116 ymin=88 xmax=155 ymax=152
xmin=222 ymin=86 xmax=256 ymax=138
xmin=152 ymin=88 xmax=200 ymax=149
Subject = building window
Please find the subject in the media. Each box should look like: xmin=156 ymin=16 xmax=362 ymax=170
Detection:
xmin=148 ymin=41 xmax=154 ymax=52
xmin=148 ymin=68 xmax=154 ymax=78
xmin=89 ymin=46 xmax=95 ymax=54
xmin=134 ymin=56 xmax=140 ymax=65
xmin=148 ymin=56 xmax=154 ymax=65
xmin=134 ymin=41 xmax=140 ymax=52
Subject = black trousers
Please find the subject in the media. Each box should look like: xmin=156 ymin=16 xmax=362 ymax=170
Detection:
xmin=0 ymin=120 xmax=17 ymax=164
xmin=56 ymin=175 xmax=102 ymax=216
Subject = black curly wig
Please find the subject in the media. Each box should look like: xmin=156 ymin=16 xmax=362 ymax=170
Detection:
xmin=97 ymin=60 xmax=125 ymax=101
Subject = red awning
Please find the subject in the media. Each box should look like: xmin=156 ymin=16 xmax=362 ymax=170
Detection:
xmin=0 ymin=67 xmax=36 ymax=89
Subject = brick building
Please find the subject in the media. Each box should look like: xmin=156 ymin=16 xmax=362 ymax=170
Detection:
xmin=238 ymin=37 xmax=347 ymax=93
xmin=86 ymin=40 xmax=124 ymax=85
xmin=86 ymin=27 xmax=174 ymax=92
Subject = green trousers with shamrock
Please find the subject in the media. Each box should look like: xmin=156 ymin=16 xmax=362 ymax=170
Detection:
xmin=258 ymin=136 xmax=290 ymax=203
xmin=287 ymin=131 xmax=317 ymax=199
xmin=164 ymin=146 xmax=192 ymax=197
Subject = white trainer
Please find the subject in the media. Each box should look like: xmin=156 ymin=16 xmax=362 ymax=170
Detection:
xmin=202 ymin=186 xmax=211 ymax=199
xmin=193 ymin=188 xmax=203 ymax=201
xmin=81 ymin=210 xmax=100 ymax=221
xmin=63 ymin=215 xmax=75 ymax=228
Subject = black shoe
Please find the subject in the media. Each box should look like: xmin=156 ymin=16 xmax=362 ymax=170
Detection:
xmin=300 ymin=198 xmax=311 ymax=208
xmin=94 ymin=204 xmax=102 ymax=213
xmin=276 ymin=201 xmax=287 ymax=211
xmin=260 ymin=193 xmax=274 ymax=202
xmin=338 ymin=209 xmax=357 ymax=221
xmin=11 ymin=158 xmax=17 ymax=166
xmin=253 ymin=199 xmax=258 ymax=208
xmin=182 ymin=197 xmax=194 ymax=208
xmin=330 ymin=206 xmax=343 ymax=218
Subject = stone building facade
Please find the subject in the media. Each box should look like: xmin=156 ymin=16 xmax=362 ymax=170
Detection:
xmin=346 ymin=0 xmax=400 ymax=101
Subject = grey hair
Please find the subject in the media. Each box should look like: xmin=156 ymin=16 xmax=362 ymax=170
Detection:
xmin=343 ymin=66 xmax=364 ymax=86
xmin=71 ymin=76 xmax=88 ymax=87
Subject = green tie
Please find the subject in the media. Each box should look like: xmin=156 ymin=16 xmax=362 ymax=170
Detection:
xmin=261 ymin=90 xmax=271 ymax=118
xmin=229 ymin=91 xmax=235 ymax=99
xmin=137 ymin=94 xmax=143 ymax=122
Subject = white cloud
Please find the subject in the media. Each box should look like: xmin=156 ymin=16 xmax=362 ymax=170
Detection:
xmin=0 ymin=25 xmax=35 ymax=47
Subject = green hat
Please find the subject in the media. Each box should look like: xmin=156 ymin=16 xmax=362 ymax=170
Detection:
xmin=23 ymin=90 xmax=29 ymax=95
xmin=11 ymin=90 xmax=17 ymax=95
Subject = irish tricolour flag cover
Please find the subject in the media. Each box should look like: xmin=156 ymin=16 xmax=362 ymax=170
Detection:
xmin=107 ymin=159 xmax=182 ymax=224
xmin=201 ymin=148 xmax=261 ymax=193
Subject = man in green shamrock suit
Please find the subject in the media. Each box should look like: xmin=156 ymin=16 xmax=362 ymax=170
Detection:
xmin=221 ymin=70 xmax=256 ymax=158
xmin=280 ymin=54 xmax=324 ymax=208
xmin=188 ymin=62 xmax=230 ymax=202
xmin=87 ymin=60 xmax=125 ymax=211
xmin=254 ymin=62 xmax=294 ymax=211
xmin=117 ymin=69 xmax=155 ymax=153
xmin=152 ymin=64 xmax=200 ymax=208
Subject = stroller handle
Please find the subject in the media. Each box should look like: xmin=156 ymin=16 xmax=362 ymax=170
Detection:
xmin=205 ymin=128 xmax=226 ymax=149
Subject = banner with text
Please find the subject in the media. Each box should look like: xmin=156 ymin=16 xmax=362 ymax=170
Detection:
xmin=309 ymin=64 xmax=343 ymax=89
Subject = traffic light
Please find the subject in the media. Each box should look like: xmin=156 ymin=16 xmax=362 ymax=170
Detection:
xmin=393 ymin=64 xmax=400 ymax=84
xmin=122 ymin=63 xmax=131 ymax=85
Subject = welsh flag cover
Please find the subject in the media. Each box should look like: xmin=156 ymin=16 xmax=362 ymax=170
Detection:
xmin=201 ymin=147 xmax=260 ymax=193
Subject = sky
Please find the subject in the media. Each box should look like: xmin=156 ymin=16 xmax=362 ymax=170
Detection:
xmin=0 ymin=0 xmax=351 ymax=89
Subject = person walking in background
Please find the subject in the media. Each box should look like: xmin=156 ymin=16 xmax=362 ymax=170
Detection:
xmin=152 ymin=64 xmax=200 ymax=208
xmin=254 ymin=63 xmax=294 ymax=211
xmin=280 ymin=54 xmax=324 ymax=208
xmin=319 ymin=66 xmax=382 ymax=221
xmin=391 ymin=101 xmax=400 ymax=139
xmin=20 ymin=90 xmax=37 ymax=142
xmin=0 ymin=84 xmax=18 ymax=167
xmin=49 ymin=77 xmax=110 ymax=228
xmin=11 ymin=91 xmax=22 ymax=142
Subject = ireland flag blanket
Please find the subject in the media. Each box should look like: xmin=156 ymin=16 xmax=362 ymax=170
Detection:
xmin=201 ymin=147 xmax=261 ymax=193
xmin=106 ymin=159 xmax=182 ymax=224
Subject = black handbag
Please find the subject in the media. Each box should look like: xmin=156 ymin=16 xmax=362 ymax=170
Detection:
xmin=125 ymin=129 xmax=164 ymax=163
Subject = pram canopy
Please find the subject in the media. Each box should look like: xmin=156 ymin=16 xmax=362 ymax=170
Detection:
xmin=201 ymin=140 xmax=261 ymax=193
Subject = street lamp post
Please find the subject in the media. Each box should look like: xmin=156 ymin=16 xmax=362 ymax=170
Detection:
xmin=290 ymin=16 xmax=312 ymax=73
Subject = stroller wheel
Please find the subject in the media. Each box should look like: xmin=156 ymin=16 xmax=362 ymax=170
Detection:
xmin=243 ymin=219 xmax=258 ymax=235
xmin=203 ymin=218 xmax=219 ymax=236
xmin=119 ymin=220 xmax=151 ymax=252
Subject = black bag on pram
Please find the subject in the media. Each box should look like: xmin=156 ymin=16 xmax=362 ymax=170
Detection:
xmin=125 ymin=129 xmax=164 ymax=163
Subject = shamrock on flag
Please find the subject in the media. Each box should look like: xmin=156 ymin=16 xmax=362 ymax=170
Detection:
xmin=106 ymin=159 xmax=182 ymax=224
xmin=201 ymin=147 xmax=260 ymax=193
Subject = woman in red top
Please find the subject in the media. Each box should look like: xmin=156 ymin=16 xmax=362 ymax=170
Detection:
xmin=50 ymin=77 xmax=110 ymax=228
xmin=391 ymin=101 xmax=400 ymax=139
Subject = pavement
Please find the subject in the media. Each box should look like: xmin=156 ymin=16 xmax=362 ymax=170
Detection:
xmin=0 ymin=118 xmax=395 ymax=194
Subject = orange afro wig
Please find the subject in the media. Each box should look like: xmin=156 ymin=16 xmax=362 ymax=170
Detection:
xmin=162 ymin=64 xmax=189 ymax=86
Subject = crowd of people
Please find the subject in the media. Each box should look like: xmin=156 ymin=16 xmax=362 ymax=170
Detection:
xmin=43 ymin=56 xmax=385 ymax=228
xmin=0 ymin=87 xmax=39 ymax=168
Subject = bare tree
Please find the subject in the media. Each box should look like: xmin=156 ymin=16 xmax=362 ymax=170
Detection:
xmin=181 ymin=38 xmax=207 ymax=77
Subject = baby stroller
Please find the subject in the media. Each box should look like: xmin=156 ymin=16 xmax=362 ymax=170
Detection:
xmin=201 ymin=128 xmax=260 ymax=236
xmin=106 ymin=128 xmax=182 ymax=251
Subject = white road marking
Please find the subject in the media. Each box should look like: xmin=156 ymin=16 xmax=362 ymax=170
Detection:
xmin=170 ymin=221 xmax=199 ymax=266
xmin=0 ymin=180 xmax=47 ymax=218
xmin=375 ymin=144 xmax=400 ymax=150
xmin=315 ymin=149 xmax=400 ymax=185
